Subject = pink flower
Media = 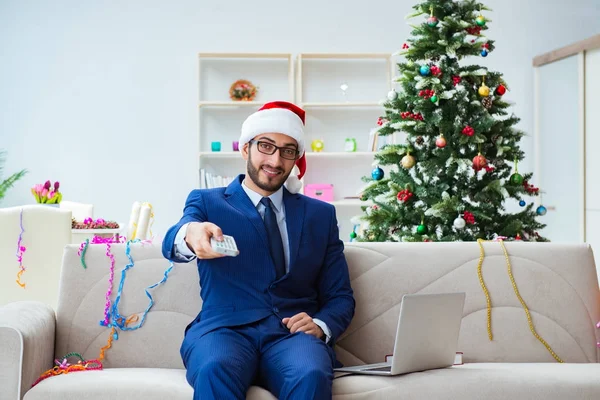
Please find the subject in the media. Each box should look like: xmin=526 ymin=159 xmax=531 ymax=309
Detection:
xmin=34 ymin=184 xmax=44 ymax=193
xmin=44 ymin=180 xmax=51 ymax=190
xmin=54 ymin=181 xmax=60 ymax=190
xmin=41 ymin=188 xmax=48 ymax=197
xmin=96 ymin=218 xmax=105 ymax=224
xmin=48 ymin=190 xmax=55 ymax=199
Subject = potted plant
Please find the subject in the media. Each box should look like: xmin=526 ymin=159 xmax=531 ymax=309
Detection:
xmin=0 ymin=150 xmax=27 ymax=203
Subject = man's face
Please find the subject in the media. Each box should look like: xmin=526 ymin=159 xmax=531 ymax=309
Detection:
xmin=242 ymin=133 xmax=299 ymax=194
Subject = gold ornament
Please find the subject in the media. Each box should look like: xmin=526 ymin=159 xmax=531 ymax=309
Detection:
xmin=478 ymin=76 xmax=490 ymax=97
xmin=401 ymin=153 xmax=416 ymax=169
xmin=476 ymin=239 xmax=563 ymax=363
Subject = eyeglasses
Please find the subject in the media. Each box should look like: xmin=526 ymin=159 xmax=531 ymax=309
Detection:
xmin=249 ymin=140 xmax=299 ymax=160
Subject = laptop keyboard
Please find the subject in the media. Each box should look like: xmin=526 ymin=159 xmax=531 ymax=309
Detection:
xmin=363 ymin=365 xmax=392 ymax=372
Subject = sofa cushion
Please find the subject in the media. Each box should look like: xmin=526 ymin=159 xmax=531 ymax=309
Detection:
xmin=333 ymin=363 xmax=600 ymax=399
xmin=23 ymin=368 xmax=276 ymax=400
xmin=23 ymin=363 xmax=600 ymax=400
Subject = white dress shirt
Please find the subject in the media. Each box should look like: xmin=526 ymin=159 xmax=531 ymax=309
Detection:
xmin=174 ymin=180 xmax=332 ymax=343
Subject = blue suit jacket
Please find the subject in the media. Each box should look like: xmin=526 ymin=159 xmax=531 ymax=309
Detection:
xmin=162 ymin=175 xmax=355 ymax=349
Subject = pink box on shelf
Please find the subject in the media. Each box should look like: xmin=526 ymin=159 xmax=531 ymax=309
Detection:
xmin=304 ymin=184 xmax=334 ymax=202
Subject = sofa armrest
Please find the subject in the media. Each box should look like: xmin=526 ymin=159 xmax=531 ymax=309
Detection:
xmin=0 ymin=301 xmax=56 ymax=400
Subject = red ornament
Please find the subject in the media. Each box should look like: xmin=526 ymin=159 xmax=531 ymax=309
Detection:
xmin=419 ymin=89 xmax=435 ymax=99
xmin=466 ymin=26 xmax=482 ymax=35
xmin=430 ymin=65 xmax=441 ymax=76
xmin=377 ymin=117 xmax=388 ymax=126
xmin=372 ymin=205 xmax=379 ymax=210
xmin=495 ymin=84 xmax=507 ymax=96
xmin=463 ymin=211 xmax=475 ymax=224
xmin=523 ymin=180 xmax=540 ymax=194
xmin=472 ymin=154 xmax=488 ymax=171
xmin=482 ymin=43 xmax=490 ymax=49
xmin=484 ymin=165 xmax=494 ymax=173
xmin=515 ymin=234 xmax=522 ymax=241
xmin=397 ymin=189 xmax=414 ymax=203
xmin=462 ymin=126 xmax=475 ymax=136
xmin=435 ymin=135 xmax=447 ymax=148
xmin=402 ymin=112 xmax=423 ymax=121
xmin=402 ymin=43 xmax=410 ymax=49
xmin=452 ymin=76 xmax=462 ymax=86
xmin=423 ymin=238 xmax=432 ymax=242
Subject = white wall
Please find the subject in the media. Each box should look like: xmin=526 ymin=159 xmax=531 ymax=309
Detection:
xmin=1 ymin=0 xmax=599 ymax=237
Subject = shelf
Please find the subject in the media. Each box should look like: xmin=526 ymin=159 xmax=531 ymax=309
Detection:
xmin=199 ymin=152 xmax=376 ymax=158
xmin=302 ymin=102 xmax=383 ymax=108
xmin=200 ymin=152 xmax=239 ymax=158
xmin=198 ymin=53 xmax=291 ymax=59
xmin=199 ymin=101 xmax=264 ymax=108
xmin=328 ymin=199 xmax=371 ymax=207
xmin=300 ymin=53 xmax=391 ymax=60
xmin=306 ymin=152 xmax=375 ymax=158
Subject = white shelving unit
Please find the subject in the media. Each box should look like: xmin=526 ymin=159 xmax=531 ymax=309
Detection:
xmin=296 ymin=53 xmax=394 ymax=240
xmin=198 ymin=52 xmax=394 ymax=241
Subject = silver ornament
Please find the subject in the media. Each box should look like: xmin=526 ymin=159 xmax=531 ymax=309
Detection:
xmin=453 ymin=217 xmax=466 ymax=229
xmin=387 ymin=90 xmax=398 ymax=101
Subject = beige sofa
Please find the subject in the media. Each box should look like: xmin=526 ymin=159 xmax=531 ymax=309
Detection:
xmin=1 ymin=242 xmax=600 ymax=399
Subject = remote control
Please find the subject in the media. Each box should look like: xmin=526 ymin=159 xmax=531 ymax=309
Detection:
xmin=210 ymin=235 xmax=239 ymax=257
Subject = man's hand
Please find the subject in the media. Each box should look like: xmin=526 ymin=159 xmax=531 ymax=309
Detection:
xmin=184 ymin=222 xmax=227 ymax=259
xmin=282 ymin=312 xmax=324 ymax=339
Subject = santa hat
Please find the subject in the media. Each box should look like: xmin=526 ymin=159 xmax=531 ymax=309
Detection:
xmin=240 ymin=101 xmax=306 ymax=193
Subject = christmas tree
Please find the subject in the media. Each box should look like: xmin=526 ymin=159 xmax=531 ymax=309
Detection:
xmin=357 ymin=0 xmax=548 ymax=243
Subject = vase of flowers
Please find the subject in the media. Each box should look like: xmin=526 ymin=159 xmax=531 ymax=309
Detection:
xmin=31 ymin=180 xmax=62 ymax=205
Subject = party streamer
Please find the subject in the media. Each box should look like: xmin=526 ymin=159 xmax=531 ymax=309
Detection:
xmin=15 ymin=209 xmax=26 ymax=288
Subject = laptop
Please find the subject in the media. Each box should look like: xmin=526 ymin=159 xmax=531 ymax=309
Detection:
xmin=334 ymin=292 xmax=466 ymax=376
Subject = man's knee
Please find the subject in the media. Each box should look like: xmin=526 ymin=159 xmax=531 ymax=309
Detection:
xmin=297 ymin=366 xmax=331 ymax=384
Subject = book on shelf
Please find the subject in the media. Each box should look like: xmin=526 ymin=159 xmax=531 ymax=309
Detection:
xmin=200 ymin=169 xmax=235 ymax=189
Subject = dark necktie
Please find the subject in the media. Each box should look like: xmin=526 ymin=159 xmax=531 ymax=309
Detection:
xmin=260 ymin=197 xmax=286 ymax=279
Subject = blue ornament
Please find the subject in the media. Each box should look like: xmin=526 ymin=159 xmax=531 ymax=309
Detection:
xmin=519 ymin=200 xmax=526 ymax=207
xmin=481 ymin=49 xmax=488 ymax=57
xmin=371 ymin=167 xmax=384 ymax=181
xmin=536 ymin=205 xmax=547 ymax=216
xmin=419 ymin=65 xmax=431 ymax=76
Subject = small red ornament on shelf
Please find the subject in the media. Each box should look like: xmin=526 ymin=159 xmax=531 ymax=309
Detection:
xmin=377 ymin=117 xmax=388 ymax=126
xmin=402 ymin=43 xmax=409 ymax=49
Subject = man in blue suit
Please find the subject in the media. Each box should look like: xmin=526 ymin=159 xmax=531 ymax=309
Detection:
xmin=162 ymin=101 xmax=355 ymax=399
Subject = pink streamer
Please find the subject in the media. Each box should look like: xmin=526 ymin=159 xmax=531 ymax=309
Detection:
xmin=15 ymin=209 xmax=27 ymax=288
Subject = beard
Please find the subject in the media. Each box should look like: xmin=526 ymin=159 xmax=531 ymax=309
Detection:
xmin=247 ymin=150 xmax=292 ymax=193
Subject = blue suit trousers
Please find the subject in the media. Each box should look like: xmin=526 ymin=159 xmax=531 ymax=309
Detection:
xmin=183 ymin=314 xmax=335 ymax=400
